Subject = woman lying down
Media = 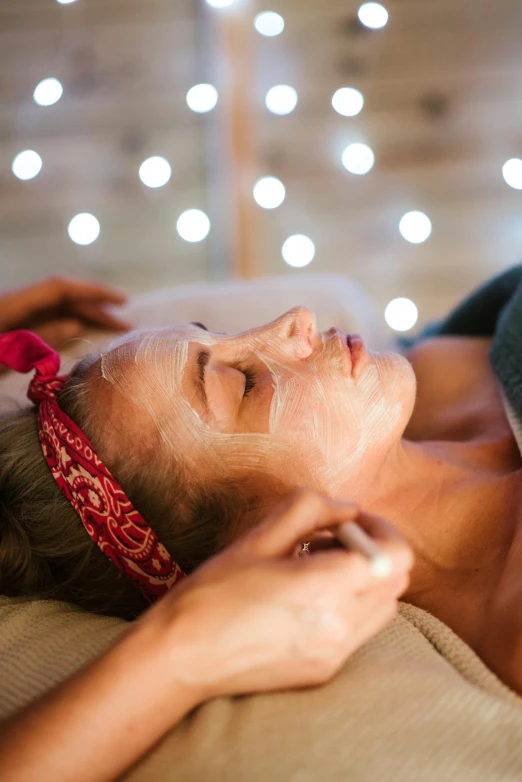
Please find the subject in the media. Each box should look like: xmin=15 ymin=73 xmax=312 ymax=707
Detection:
xmin=2 ymin=263 xmax=522 ymax=707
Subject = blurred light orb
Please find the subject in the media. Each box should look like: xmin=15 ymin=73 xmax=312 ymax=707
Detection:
xmin=254 ymin=11 xmax=285 ymax=36
xmin=12 ymin=150 xmax=43 ymax=180
xmin=384 ymin=298 xmax=418 ymax=332
xmin=139 ymin=156 xmax=171 ymax=188
xmin=342 ymin=143 xmax=375 ymax=175
xmin=332 ymin=87 xmax=364 ymax=117
xmin=399 ymin=211 xmax=432 ymax=244
xmin=358 ymin=2 xmax=389 ymax=29
xmin=265 ymin=85 xmax=298 ymax=115
xmin=282 ymin=235 xmax=316 ymax=268
xmin=177 ymin=209 xmax=211 ymax=243
xmin=205 ymin=0 xmax=235 ymax=7
xmin=502 ymin=158 xmax=522 ymax=190
xmin=56 ymin=0 xmax=78 ymax=4
xmin=33 ymin=77 xmax=63 ymax=106
xmin=186 ymin=84 xmax=218 ymax=114
xmin=68 ymin=213 xmax=100 ymax=246
xmin=253 ymin=176 xmax=286 ymax=209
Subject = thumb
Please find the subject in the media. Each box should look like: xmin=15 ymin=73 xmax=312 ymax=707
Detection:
xmin=235 ymin=490 xmax=360 ymax=559
xmin=34 ymin=319 xmax=84 ymax=350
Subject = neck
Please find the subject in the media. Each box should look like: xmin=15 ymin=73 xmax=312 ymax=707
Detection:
xmin=338 ymin=434 xmax=522 ymax=646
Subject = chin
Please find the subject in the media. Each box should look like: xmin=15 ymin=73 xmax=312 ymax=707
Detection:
xmin=372 ymin=349 xmax=418 ymax=436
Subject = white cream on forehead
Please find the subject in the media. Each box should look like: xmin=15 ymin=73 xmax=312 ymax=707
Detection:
xmin=100 ymin=313 xmax=405 ymax=494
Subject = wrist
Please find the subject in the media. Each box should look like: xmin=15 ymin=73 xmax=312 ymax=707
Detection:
xmin=0 ymin=607 xmax=208 ymax=782
xmin=140 ymin=582 xmax=240 ymax=705
xmin=131 ymin=599 xmax=211 ymax=714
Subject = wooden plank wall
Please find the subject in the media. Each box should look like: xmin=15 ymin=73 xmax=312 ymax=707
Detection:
xmin=1 ymin=0 xmax=522 ymax=328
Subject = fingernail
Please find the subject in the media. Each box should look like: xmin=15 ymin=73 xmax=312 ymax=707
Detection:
xmin=370 ymin=554 xmax=393 ymax=579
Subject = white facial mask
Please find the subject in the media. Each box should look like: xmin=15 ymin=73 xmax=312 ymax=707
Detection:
xmin=100 ymin=309 xmax=407 ymax=495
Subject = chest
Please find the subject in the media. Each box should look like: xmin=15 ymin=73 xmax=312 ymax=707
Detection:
xmin=401 ymin=336 xmax=522 ymax=693
xmin=402 ymin=336 xmax=513 ymax=444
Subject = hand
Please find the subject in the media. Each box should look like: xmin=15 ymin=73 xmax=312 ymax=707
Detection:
xmin=0 ymin=277 xmax=131 ymax=349
xmin=145 ymin=489 xmax=414 ymax=704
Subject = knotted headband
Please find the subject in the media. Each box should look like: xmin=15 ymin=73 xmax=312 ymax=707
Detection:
xmin=0 ymin=330 xmax=185 ymax=603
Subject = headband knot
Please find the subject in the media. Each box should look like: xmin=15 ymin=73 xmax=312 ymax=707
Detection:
xmin=0 ymin=329 xmax=185 ymax=603
xmin=28 ymin=375 xmax=68 ymax=404
xmin=0 ymin=329 xmax=67 ymax=403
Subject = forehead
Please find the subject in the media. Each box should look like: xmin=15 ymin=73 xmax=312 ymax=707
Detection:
xmin=101 ymin=325 xmax=216 ymax=414
xmin=106 ymin=325 xmax=212 ymax=361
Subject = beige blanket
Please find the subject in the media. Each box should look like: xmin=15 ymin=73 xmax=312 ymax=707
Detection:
xmin=1 ymin=595 xmax=522 ymax=781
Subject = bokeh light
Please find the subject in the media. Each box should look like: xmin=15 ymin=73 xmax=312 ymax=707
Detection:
xmin=68 ymin=213 xmax=100 ymax=246
xmin=253 ymin=176 xmax=286 ymax=209
xmin=265 ymin=85 xmax=298 ymax=115
xmin=177 ymin=209 xmax=211 ymax=242
xmin=254 ymin=11 xmax=285 ymax=36
xmin=33 ymin=77 xmax=63 ymax=106
xmin=186 ymin=84 xmax=218 ymax=114
xmin=332 ymin=87 xmax=364 ymax=117
xmin=358 ymin=2 xmax=389 ymax=29
xmin=502 ymin=158 xmax=522 ymax=190
xmin=56 ymin=0 xmax=78 ymax=4
xmin=399 ymin=211 xmax=432 ymax=244
xmin=384 ymin=298 xmax=419 ymax=332
xmin=205 ymin=0 xmax=236 ymax=8
xmin=342 ymin=143 xmax=375 ymax=175
xmin=139 ymin=156 xmax=172 ymax=188
xmin=282 ymin=235 xmax=316 ymax=267
xmin=12 ymin=150 xmax=43 ymax=180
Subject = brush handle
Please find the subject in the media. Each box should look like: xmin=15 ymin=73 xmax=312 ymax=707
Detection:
xmin=336 ymin=521 xmax=393 ymax=579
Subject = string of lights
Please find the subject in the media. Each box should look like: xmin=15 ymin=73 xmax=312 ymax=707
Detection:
xmin=11 ymin=1 xmax=519 ymax=332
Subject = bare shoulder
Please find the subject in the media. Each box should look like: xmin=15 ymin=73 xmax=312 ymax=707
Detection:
xmin=401 ymin=334 xmax=492 ymax=359
xmin=402 ymin=335 xmax=497 ymax=442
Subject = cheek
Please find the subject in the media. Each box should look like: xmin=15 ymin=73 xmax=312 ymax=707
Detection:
xmin=269 ymin=365 xmax=363 ymax=456
xmin=209 ymin=366 xmax=243 ymax=427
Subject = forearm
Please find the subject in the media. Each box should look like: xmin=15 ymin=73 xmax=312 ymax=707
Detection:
xmin=0 ymin=614 xmax=202 ymax=782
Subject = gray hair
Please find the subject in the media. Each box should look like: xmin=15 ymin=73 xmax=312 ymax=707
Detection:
xmin=0 ymin=356 xmax=255 ymax=620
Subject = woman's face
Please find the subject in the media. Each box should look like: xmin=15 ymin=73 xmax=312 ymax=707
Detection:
xmin=100 ymin=308 xmax=416 ymax=497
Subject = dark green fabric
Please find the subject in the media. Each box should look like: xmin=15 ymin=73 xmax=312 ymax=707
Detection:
xmin=395 ymin=264 xmax=522 ymax=417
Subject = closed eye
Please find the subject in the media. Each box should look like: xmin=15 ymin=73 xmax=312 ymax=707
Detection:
xmin=241 ymin=367 xmax=257 ymax=397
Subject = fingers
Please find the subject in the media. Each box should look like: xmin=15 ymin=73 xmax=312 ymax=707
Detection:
xmin=68 ymin=301 xmax=131 ymax=331
xmin=34 ymin=319 xmax=85 ymax=349
xmin=237 ymin=490 xmax=361 ymax=559
xmin=302 ymin=547 xmax=400 ymax=594
xmin=346 ymin=511 xmax=414 ymax=575
xmin=45 ymin=278 xmax=127 ymax=306
xmin=236 ymin=489 xmax=413 ymax=578
xmin=0 ymin=278 xmax=128 ymax=334
xmin=348 ymin=568 xmax=409 ymax=647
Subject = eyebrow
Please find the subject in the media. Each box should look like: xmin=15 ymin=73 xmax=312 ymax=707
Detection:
xmin=194 ymin=348 xmax=210 ymax=414
xmin=189 ymin=322 xmax=210 ymax=413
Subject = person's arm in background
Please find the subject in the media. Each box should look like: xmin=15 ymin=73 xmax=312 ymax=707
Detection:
xmin=0 ymin=277 xmax=130 ymax=353
xmin=0 ymin=490 xmax=413 ymax=782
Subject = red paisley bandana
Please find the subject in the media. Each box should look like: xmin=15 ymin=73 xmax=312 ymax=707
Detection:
xmin=0 ymin=330 xmax=185 ymax=603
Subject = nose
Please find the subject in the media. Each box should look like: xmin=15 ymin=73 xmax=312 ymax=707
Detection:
xmin=275 ymin=307 xmax=321 ymax=358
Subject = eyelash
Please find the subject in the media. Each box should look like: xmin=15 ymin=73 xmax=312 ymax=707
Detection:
xmin=241 ymin=367 xmax=257 ymax=398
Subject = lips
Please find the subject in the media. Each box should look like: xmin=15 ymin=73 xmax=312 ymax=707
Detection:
xmin=346 ymin=334 xmax=365 ymax=379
